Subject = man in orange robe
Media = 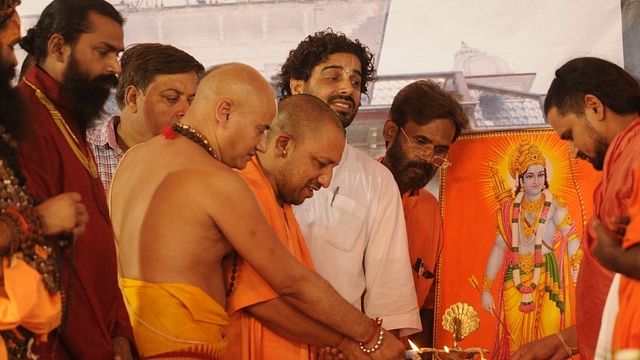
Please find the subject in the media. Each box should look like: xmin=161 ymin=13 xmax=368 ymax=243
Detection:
xmin=592 ymin=138 xmax=640 ymax=352
xmin=378 ymin=80 xmax=468 ymax=350
xmin=593 ymin=166 xmax=640 ymax=351
xmin=226 ymin=94 xmax=388 ymax=359
xmin=512 ymin=57 xmax=640 ymax=360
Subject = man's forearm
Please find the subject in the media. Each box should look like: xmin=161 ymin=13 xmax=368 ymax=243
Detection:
xmin=559 ymin=325 xmax=578 ymax=355
xmin=245 ymin=296 xmax=343 ymax=347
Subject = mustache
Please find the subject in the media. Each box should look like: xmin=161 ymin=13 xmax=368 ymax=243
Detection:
xmin=90 ymin=73 xmax=119 ymax=89
xmin=307 ymin=181 xmax=322 ymax=191
xmin=407 ymin=160 xmax=432 ymax=172
xmin=327 ymin=94 xmax=355 ymax=106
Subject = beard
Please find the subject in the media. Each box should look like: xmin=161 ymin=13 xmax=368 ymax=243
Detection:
xmin=326 ymin=94 xmax=357 ymax=128
xmin=276 ymin=161 xmax=322 ymax=206
xmin=580 ymin=135 xmax=608 ymax=171
xmin=580 ymin=122 xmax=610 ymax=171
xmin=0 ymin=64 xmax=28 ymax=140
xmin=61 ymin=54 xmax=118 ymax=131
xmin=385 ymin=137 xmax=437 ymax=193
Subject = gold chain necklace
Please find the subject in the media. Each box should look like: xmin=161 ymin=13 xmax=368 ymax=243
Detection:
xmin=519 ymin=194 xmax=545 ymax=239
xmin=520 ymin=194 xmax=545 ymax=213
xmin=23 ymin=79 xmax=98 ymax=178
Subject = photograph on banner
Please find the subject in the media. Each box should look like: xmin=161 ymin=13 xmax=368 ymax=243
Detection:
xmin=435 ymin=128 xmax=601 ymax=359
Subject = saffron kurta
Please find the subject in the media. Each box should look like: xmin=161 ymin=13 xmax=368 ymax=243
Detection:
xmin=401 ymin=188 xmax=442 ymax=311
xmin=0 ymin=257 xmax=61 ymax=360
xmin=577 ymin=117 xmax=640 ymax=359
xmin=225 ymin=156 xmax=314 ymax=360
xmin=16 ymin=66 xmax=134 ymax=359
xmin=611 ymin=149 xmax=640 ymax=350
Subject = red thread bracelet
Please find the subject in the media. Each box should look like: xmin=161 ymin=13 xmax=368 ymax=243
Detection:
xmin=361 ymin=317 xmax=383 ymax=344
xmin=361 ymin=318 xmax=378 ymax=344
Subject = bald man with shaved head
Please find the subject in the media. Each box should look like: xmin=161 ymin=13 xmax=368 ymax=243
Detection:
xmin=110 ymin=64 xmax=406 ymax=359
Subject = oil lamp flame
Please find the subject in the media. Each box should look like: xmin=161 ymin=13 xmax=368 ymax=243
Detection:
xmin=408 ymin=340 xmax=420 ymax=352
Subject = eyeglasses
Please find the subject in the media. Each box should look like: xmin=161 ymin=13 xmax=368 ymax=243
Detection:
xmin=399 ymin=126 xmax=452 ymax=168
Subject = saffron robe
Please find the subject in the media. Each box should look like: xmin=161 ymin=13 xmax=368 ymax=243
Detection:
xmin=576 ymin=117 xmax=640 ymax=359
xmin=0 ymin=256 xmax=61 ymax=360
xmin=224 ymin=156 xmax=314 ymax=360
xmin=121 ymin=278 xmax=229 ymax=359
xmin=16 ymin=66 xmax=134 ymax=359
xmin=401 ymin=189 xmax=442 ymax=311
xmin=611 ymin=149 xmax=640 ymax=350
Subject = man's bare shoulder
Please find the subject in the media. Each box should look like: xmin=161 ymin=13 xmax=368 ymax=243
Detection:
xmin=115 ymin=137 xmax=254 ymax=198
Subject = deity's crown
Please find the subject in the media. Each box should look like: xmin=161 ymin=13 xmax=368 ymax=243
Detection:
xmin=508 ymin=138 xmax=546 ymax=179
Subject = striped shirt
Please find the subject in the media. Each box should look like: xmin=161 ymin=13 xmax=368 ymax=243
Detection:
xmin=87 ymin=115 xmax=124 ymax=194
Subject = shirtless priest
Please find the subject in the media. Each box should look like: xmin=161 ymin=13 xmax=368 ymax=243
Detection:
xmin=109 ymin=63 xmax=406 ymax=360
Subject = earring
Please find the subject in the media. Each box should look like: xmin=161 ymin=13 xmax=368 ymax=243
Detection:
xmin=283 ymin=149 xmax=287 ymax=155
xmin=520 ymin=185 xmax=524 ymax=192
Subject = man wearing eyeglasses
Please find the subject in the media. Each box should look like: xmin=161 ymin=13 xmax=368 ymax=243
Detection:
xmin=379 ymin=80 xmax=468 ymax=352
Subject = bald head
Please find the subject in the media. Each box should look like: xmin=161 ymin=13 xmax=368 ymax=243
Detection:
xmin=192 ymin=62 xmax=276 ymax=115
xmin=269 ymin=94 xmax=345 ymax=144
xmin=259 ymin=94 xmax=345 ymax=206
xmin=184 ymin=63 xmax=277 ymax=170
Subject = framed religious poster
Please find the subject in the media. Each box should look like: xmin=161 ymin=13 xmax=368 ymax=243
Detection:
xmin=434 ymin=128 xmax=601 ymax=359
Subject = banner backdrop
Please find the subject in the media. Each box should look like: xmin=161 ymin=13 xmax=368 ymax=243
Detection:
xmin=436 ymin=129 xmax=601 ymax=359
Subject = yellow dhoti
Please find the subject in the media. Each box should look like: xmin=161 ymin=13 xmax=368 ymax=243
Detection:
xmin=502 ymin=257 xmax=562 ymax=351
xmin=121 ymin=278 xmax=229 ymax=360
xmin=491 ymin=199 xmax=576 ymax=360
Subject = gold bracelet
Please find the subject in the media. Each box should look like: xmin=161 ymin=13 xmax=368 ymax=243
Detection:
xmin=482 ymin=274 xmax=494 ymax=291
xmin=554 ymin=331 xmax=577 ymax=358
xmin=570 ymin=248 xmax=583 ymax=271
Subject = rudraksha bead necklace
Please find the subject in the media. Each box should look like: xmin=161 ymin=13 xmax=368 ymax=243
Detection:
xmin=171 ymin=123 xmax=218 ymax=160
xmin=0 ymin=124 xmax=72 ymax=357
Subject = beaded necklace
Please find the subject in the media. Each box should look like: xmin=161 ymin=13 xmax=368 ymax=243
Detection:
xmin=510 ymin=189 xmax=552 ymax=313
xmin=225 ymin=252 xmax=239 ymax=298
xmin=0 ymin=124 xmax=72 ymax=358
xmin=170 ymin=123 xmax=218 ymax=159
xmin=162 ymin=123 xmax=239 ymax=297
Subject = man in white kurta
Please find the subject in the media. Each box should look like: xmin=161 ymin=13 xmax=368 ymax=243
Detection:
xmin=294 ymin=143 xmax=420 ymax=336
xmin=280 ymin=29 xmax=421 ymax=337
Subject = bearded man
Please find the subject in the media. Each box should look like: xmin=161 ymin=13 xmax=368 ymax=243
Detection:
xmin=512 ymin=57 xmax=640 ymax=360
xmin=379 ymin=80 xmax=468 ymax=353
xmin=15 ymin=0 xmax=135 ymax=358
